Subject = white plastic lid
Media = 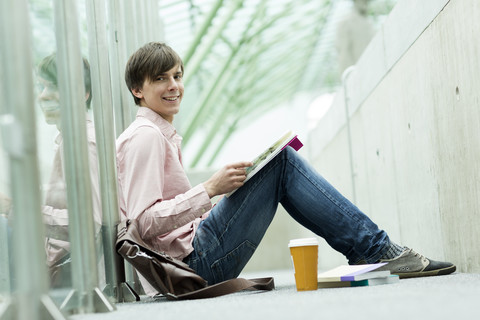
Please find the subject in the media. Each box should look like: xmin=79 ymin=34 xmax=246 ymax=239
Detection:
xmin=288 ymin=238 xmax=319 ymax=247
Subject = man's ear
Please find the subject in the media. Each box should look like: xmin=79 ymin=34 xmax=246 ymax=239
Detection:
xmin=131 ymin=87 xmax=143 ymax=99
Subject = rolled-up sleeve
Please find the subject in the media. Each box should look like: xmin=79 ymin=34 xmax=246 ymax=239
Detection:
xmin=141 ymin=184 xmax=211 ymax=240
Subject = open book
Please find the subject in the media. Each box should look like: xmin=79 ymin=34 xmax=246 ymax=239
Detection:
xmin=226 ymin=130 xmax=303 ymax=197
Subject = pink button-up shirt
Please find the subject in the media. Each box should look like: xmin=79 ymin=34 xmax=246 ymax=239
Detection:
xmin=43 ymin=116 xmax=103 ymax=268
xmin=116 ymin=107 xmax=212 ymax=261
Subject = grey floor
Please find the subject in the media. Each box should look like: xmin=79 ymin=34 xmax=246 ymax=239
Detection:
xmin=70 ymin=270 xmax=480 ymax=320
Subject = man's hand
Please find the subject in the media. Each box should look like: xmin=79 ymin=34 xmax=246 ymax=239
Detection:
xmin=203 ymin=161 xmax=253 ymax=198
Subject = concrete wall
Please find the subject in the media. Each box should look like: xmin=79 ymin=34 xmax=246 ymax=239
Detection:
xmin=309 ymin=0 xmax=480 ymax=272
xmin=188 ymin=0 xmax=480 ymax=274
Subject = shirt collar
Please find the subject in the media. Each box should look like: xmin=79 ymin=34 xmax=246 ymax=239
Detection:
xmin=136 ymin=107 xmax=178 ymax=140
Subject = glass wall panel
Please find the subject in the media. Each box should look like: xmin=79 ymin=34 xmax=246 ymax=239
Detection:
xmin=0 ymin=77 xmax=12 ymax=304
xmin=1 ymin=0 xmax=67 ymax=318
xmin=0 ymin=0 xmax=12 ymax=305
xmin=29 ymin=0 xmax=110 ymax=312
xmin=85 ymin=0 xmax=138 ymax=303
xmin=2 ymin=0 xmax=164 ymax=316
xmin=30 ymin=1 xmax=68 ymax=301
xmin=30 ymin=0 xmax=70 ymax=301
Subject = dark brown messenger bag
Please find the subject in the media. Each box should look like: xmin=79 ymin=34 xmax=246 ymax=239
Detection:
xmin=116 ymin=219 xmax=275 ymax=300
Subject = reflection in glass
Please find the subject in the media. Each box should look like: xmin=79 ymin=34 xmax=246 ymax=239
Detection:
xmin=36 ymin=53 xmax=103 ymax=289
xmin=0 ymin=147 xmax=12 ymax=297
xmin=0 ymin=42 xmax=12 ymax=297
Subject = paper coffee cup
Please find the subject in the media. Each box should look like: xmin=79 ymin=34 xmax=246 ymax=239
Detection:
xmin=288 ymin=238 xmax=319 ymax=291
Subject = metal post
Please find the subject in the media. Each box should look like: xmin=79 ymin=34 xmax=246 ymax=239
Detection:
xmin=52 ymin=0 xmax=114 ymax=314
xmin=85 ymin=0 xmax=138 ymax=303
xmin=0 ymin=0 xmax=66 ymax=319
xmin=147 ymin=0 xmax=163 ymax=42
xmin=107 ymin=0 xmax=135 ymax=135
xmin=0 ymin=28 xmax=10 ymax=301
xmin=137 ymin=0 xmax=147 ymax=46
xmin=106 ymin=0 xmax=144 ymax=295
xmin=0 ymin=218 xmax=10 ymax=294
xmin=121 ymin=0 xmax=140 ymax=122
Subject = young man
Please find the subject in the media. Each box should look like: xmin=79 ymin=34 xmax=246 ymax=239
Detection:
xmin=117 ymin=42 xmax=456 ymax=296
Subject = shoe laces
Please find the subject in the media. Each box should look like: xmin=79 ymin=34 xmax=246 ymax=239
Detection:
xmin=405 ymin=247 xmax=428 ymax=262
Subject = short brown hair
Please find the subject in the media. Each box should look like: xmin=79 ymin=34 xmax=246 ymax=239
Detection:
xmin=38 ymin=53 xmax=92 ymax=108
xmin=125 ymin=42 xmax=184 ymax=105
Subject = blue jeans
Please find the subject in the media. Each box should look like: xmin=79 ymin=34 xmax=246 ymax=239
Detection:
xmin=183 ymin=147 xmax=390 ymax=285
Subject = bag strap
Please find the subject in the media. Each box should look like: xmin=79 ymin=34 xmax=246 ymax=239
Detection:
xmin=117 ymin=219 xmax=275 ymax=300
xmin=167 ymin=277 xmax=275 ymax=300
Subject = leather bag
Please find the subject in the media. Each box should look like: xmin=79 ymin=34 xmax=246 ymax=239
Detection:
xmin=116 ymin=219 xmax=275 ymax=300
xmin=49 ymin=253 xmax=72 ymax=288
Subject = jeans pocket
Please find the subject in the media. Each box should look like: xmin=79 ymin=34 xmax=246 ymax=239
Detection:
xmin=210 ymin=240 xmax=257 ymax=284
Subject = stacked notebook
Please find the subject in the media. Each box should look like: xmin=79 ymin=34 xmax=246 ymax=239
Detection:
xmin=317 ymin=263 xmax=399 ymax=288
